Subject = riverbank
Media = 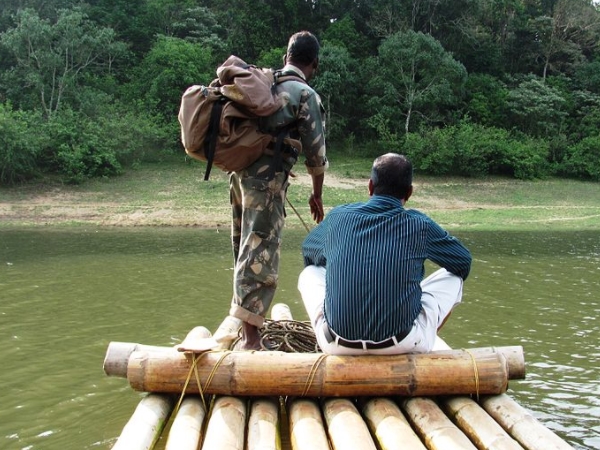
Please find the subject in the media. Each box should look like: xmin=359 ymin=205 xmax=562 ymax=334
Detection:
xmin=1 ymin=155 xmax=599 ymax=230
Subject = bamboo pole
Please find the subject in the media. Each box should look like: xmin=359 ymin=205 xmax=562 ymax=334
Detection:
xmin=104 ymin=326 xmax=216 ymax=377
xmin=361 ymin=397 xmax=426 ymax=450
xmin=433 ymin=346 xmax=525 ymax=380
xmin=401 ymin=397 xmax=478 ymax=450
xmin=111 ymin=394 xmax=175 ymax=450
xmin=213 ymin=315 xmax=242 ymax=350
xmin=247 ymin=397 xmax=281 ymax=450
xmin=323 ymin=398 xmax=377 ymax=450
xmin=441 ymin=396 xmax=523 ymax=450
xmin=120 ymin=348 xmax=512 ymax=397
xmin=271 ymin=303 xmax=294 ymax=321
xmin=103 ymin=342 xmax=173 ymax=378
xmin=164 ymin=396 xmax=207 ymax=450
xmin=110 ymin=326 xmax=214 ymax=449
xmin=288 ymin=398 xmax=330 ymax=450
xmin=480 ymin=394 xmax=574 ymax=450
xmin=201 ymin=396 xmax=247 ymax=450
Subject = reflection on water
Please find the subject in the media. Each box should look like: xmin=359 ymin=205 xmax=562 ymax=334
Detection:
xmin=444 ymin=231 xmax=600 ymax=450
xmin=0 ymin=228 xmax=598 ymax=449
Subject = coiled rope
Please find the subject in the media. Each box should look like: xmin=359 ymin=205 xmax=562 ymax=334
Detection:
xmin=230 ymin=319 xmax=321 ymax=353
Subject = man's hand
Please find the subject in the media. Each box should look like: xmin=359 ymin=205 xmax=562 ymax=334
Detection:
xmin=309 ymin=194 xmax=324 ymax=223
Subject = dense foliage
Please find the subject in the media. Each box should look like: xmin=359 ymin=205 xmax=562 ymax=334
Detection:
xmin=1 ymin=0 xmax=599 ymax=185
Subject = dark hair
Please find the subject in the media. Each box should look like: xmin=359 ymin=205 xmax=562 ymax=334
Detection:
xmin=286 ymin=31 xmax=320 ymax=66
xmin=371 ymin=153 xmax=413 ymax=200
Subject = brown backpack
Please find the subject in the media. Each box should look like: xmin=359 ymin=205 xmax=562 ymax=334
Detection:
xmin=178 ymin=55 xmax=305 ymax=180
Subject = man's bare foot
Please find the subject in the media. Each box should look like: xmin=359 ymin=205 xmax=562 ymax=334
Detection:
xmin=236 ymin=322 xmax=262 ymax=350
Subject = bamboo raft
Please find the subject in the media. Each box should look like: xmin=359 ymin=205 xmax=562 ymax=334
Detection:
xmin=103 ymin=303 xmax=574 ymax=450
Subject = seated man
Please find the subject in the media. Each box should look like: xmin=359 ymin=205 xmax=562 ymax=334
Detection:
xmin=298 ymin=153 xmax=472 ymax=355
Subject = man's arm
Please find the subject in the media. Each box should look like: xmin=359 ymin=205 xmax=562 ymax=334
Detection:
xmin=297 ymin=88 xmax=328 ymax=223
xmin=427 ymin=221 xmax=472 ymax=280
xmin=302 ymin=216 xmax=327 ymax=267
xmin=309 ymin=172 xmax=324 ymax=223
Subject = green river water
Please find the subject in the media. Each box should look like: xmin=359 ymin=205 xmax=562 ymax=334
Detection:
xmin=0 ymin=227 xmax=598 ymax=449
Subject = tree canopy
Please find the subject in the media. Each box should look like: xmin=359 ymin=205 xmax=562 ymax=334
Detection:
xmin=1 ymin=0 xmax=599 ymax=184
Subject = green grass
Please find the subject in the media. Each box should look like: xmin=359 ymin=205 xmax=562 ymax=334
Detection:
xmin=1 ymin=151 xmax=599 ymax=231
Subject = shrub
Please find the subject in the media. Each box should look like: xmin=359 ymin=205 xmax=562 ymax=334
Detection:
xmin=0 ymin=103 xmax=42 ymax=185
xmin=403 ymin=127 xmax=455 ymax=175
xmin=498 ymin=138 xmax=550 ymax=180
xmin=402 ymin=122 xmax=551 ymax=179
xmin=43 ymin=110 xmax=122 ymax=184
xmin=41 ymin=105 xmax=170 ymax=184
xmin=560 ymin=136 xmax=600 ymax=181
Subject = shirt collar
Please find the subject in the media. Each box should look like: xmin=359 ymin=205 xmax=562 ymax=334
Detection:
xmin=368 ymin=194 xmax=405 ymax=208
xmin=281 ymin=64 xmax=306 ymax=80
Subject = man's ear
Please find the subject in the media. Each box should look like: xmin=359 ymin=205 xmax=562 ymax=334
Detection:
xmin=368 ymin=179 xmax=374 ymax=196
xmin=404 ymin=185 xmax=413 ymax=202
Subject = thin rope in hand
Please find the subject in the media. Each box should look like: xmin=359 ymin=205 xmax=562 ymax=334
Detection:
xmin=286 ymin=197 xmax=311 ymax=233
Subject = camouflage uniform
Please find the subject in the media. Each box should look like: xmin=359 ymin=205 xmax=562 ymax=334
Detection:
xmin=229 ymin=64 xmax=328 ymax=327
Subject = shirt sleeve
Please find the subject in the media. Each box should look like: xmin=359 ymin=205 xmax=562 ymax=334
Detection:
xmin=426 ymin=219 xmax=472 ymax=280
xmin=298 ymin=89 xmax=328 ymax=176
xmin=302 ymin=218 xmax=328 ymax=267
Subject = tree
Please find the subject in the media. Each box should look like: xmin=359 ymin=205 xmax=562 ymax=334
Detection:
xmin=506 ymin=75 xmax=568 ymax=137
xmin=323 ymin=14 xmax=374 ymax=58
xmin=464 ymin=73 xmax=509 ymax=128
xmin=519 ymin=0 xmax=600 ymax=79
xmin=366 ymin=30 xmax=467 ymax=136
xmin=313 ymin=42 xmax=357 ymax=142
xmin=127 ymin=36 xmax=213 ymax=125
xmin=0 ymin=8 xmax=126 ymax=118
xmin=424 ymin=0 xmax=523 ymax=74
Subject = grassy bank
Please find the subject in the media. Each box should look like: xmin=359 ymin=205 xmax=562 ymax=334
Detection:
xmin=1 ymin=152 xmax=599 ymax=231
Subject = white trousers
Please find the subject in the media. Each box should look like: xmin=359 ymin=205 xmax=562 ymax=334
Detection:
xmin=297 ymin=266 xmax=463 ymax=355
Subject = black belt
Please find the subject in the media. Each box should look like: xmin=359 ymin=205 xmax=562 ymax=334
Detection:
xmin=323 ymin=323 xmax=411 ymax=350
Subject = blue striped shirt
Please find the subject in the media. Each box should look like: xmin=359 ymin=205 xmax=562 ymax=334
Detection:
xmin=302 ymin=195 xmax=472 ymax=342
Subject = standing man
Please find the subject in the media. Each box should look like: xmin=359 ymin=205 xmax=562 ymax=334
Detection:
xmin=299 ymin=153 xmax=471 ymax=355
xmin=230 ymin=31 xmax=328 ymax=350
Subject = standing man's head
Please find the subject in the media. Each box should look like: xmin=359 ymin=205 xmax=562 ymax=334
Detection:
xmin=285 ymin=31 xmax=320 ymax=80
xmin=369 ymin=153 xmax=413 ymax=202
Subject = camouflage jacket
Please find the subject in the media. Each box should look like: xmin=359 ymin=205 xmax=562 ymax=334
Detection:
xmin=261 ymin=64 xmax=328 ymax=176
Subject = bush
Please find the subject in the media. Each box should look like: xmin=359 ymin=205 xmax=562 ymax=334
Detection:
xmin=497 ymin=137 xmax=550 ymax=180
xmin=42 ymin=110 xmax=122 ymax=184
xmin=402 ymin=122 xmax=551 ymax=179
xmin=0 ymin=103 xmax=42 ymax=185
xmin=41 ymin=105 xmax=170 ymax=184
xmin=403 ymin=127 xmax=455 ymax=175
xmin=560 ymin=136 xmax=600 ymax=181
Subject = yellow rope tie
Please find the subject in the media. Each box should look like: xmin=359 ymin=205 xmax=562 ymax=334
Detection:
xmin=172 ymin=352 xmax=203 ymax=417
xmin=200 ymin=351 xmax=232 ymax=395
xmin=192 ymin=353 xmax=208 ymax=410
xmin=462 ymin=348 xmax=480 ymax=401
xmin=302 ymin=354 xmax=328 ymax=397
xmin=172 ymin=350 xmax=233 ymax=418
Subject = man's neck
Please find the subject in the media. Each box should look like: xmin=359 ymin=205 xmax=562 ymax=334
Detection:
xmin=283 ymin=64 xmax=308 ymax=80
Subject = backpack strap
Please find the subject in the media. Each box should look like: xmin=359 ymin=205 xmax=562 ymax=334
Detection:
xmin=269 ymin=123 xmax=296 ymax=177
xmin=203 ymin=95 xmax=226 ymax=181
xmin=263 ymin=70 xmax=308 ymax=178
xmin=273 ymin=69 xmax=307 ymax=86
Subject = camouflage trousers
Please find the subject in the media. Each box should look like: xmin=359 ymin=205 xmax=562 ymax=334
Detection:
xmin=228 ymin=154 xmax=292 ymax=327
